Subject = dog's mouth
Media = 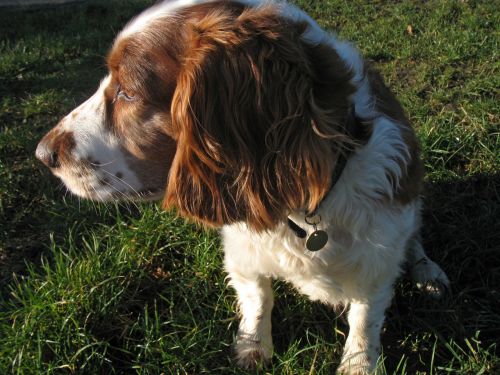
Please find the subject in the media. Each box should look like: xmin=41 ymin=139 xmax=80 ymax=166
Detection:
xmin=50 ymin=162 xmax=163 ymax=203
xmin=111 ymin=188 xmax=163 ymax=201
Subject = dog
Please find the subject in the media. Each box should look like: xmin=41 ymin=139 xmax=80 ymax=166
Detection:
xmin=36 ymin=1 xmax=450 ymax=373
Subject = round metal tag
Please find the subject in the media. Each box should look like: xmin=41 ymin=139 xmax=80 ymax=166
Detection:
xmin=306 ymin=230 xmax=328 ymax=252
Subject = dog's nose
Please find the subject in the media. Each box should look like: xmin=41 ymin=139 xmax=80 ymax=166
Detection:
xmin=35 ymin=139 xmax=59 ymax=168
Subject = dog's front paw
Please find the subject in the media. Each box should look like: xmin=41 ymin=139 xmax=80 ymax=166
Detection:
xmin=337 ymin=346 xmax=381 ymax=375
xmin=235 ymin=335 xmax=273 ymax=369
xmin=411 ymin=257 xmax=450 ymax=298
xmin=336 ymin=353 xmax=374 ymax=375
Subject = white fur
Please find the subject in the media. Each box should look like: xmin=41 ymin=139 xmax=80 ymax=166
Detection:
xmin=223 ymin=173 xmax=419 ymax=374
xmin=408 ymin=234 xmax=450 ymax=298
xmin=119 ymin=0 xmax=326 ymax=44
xmin=119 ymin=0 xmax=203 ymax=39
xmin=54 ymin=76 xmax=144 ymax=201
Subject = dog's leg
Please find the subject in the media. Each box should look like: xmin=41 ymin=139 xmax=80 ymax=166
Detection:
xmin=408 ymin=234 xmax=450 ymax=297
xmin=337 ymin=288 xmax=392 ymax=375
xmin=229 ymin=272 xmax=274 ymax=369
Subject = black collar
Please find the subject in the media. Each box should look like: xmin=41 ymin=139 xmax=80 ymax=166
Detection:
xmin=287 ymin=105 xmax=362 ymax=239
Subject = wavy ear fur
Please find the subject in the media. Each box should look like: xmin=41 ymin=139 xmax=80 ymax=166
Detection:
xmin=164 ymin=4 xmax=354 ymax=231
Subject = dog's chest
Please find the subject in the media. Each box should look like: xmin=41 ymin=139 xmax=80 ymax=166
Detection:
xmin=222 ymin=222 xmax=362 ymax=300
xmin=222 ymin=204 xmax=415 ymax=303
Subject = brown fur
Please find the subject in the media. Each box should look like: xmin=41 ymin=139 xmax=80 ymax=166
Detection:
xmin=104 ymin=30 xmax=180 ymax=189
xmin=38 ymin=127 xmax=76 ymax=167
xmin=366 ymin=64 xmax=424 ymax=204
xmin=163 ymin=4 xmax=354 ymax=231
xmin=99 ymin=2 xmax=416 ymax=228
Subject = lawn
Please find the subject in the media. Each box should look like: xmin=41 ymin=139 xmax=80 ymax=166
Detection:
xmin=0 ymin=0 xmax=498 ymax=374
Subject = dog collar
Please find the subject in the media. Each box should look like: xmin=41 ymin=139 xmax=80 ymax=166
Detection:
xmin=287 ymin=105 xmax=362 ymax=251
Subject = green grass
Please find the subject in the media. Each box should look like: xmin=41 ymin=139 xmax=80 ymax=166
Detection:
xmin=0 ymin=0 xmax=498 ymax=374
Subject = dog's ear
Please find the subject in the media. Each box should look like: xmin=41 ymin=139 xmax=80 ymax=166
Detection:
xmin=164 ymin=6 xmax=353 ymax=231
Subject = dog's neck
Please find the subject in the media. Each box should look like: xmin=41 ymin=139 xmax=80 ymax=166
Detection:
xmin=286 ymin=104 xmax=366 ymax=247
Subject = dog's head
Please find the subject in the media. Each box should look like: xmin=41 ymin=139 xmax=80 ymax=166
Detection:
xmin=36 ymin=1 xmax=354 ymax=231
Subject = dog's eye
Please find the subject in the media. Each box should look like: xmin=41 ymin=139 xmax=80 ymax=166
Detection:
xmin=116 ymin=85 xmax=135 ymax=102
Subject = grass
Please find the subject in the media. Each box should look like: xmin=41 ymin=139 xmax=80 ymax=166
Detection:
xmin=0 ymin=0 xmax=498 ymax=373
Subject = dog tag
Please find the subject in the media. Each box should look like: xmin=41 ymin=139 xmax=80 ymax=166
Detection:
xmin=306 ymin=229 xmax=328 ymax=251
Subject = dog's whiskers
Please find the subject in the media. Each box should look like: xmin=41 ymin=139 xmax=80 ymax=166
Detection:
xmin=100 ymin=169 xmax=144 ymax=202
